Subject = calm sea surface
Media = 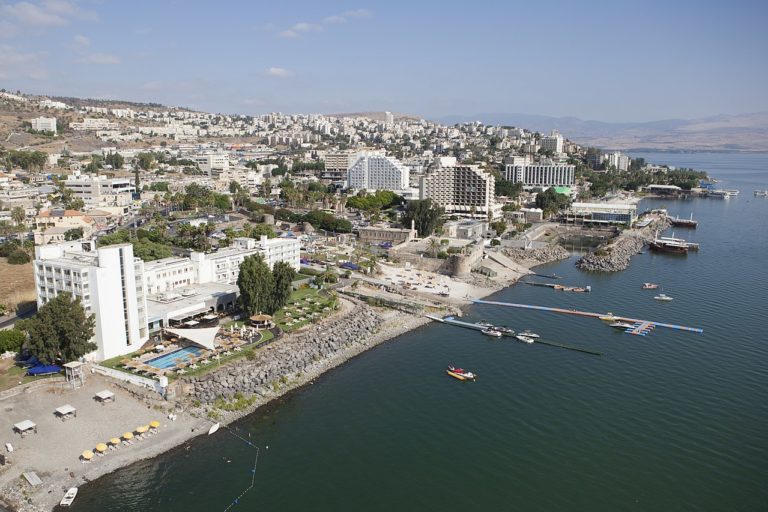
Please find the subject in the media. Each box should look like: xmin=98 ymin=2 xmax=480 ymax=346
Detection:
xmin=71 ymin=152 xmax=768 ymax=511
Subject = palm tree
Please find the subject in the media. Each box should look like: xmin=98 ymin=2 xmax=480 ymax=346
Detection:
xmin=427 ymin=238 xmax=440 ymax=258
xmin=11 ymin=206 xmax=25 ymax=244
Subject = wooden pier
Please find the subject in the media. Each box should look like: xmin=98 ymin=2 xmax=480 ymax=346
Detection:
xmin=470 ymin=300 xmax=703 ymax=335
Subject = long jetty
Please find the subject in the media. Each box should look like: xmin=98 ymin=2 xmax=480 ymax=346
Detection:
xmin=470 ymin=300 xmax=704 ymax=335
xmin=425 ymin=315 xmax=602 ymax=356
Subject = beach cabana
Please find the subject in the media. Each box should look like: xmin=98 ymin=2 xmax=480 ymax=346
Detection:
xmin=249 ymin=314 xmax=273 ymax=330
xmin=54 ymin=404 xmax=77 ymax=421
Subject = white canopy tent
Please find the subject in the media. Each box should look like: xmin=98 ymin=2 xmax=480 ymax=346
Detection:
xmin=164 ymin=326 xmax=220 ymax=351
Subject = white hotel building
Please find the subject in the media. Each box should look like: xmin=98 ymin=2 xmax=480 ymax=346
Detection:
xmin=504 ymin=157 xmax=575 ymax=189
xmin=34 ymin=241 xmax=149 ymax=361
xmin=347 ymin=152 xmax=409 ymax=192
xmin=34 ymin=236 xmax=300 ymax=361
xmin=420 ymin=165 xmax=500 ymax=219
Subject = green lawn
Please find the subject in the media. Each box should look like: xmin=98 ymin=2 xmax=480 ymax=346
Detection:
xmin=0 ymin=360 xmax=59 ymax=392
xmin=273 ymin=288 xmax=338 ymax=333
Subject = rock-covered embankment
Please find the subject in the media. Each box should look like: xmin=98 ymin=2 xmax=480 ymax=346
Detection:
xmin=190 ymin=303 xmax=383 ymax=404
xmin=504 ymin=245 xmax=570 ymax=265
xmin=576 ymin=218 xmax=672 ymax=272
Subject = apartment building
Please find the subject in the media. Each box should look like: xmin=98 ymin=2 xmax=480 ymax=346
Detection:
xmin=33 ymin=241 xmax=149 ymax=361
xmin=420 ymin=165 xmax=500 ymax=219
xmin=347 ymin=152 xmax=409 ymax=191
xmin=605 ymin=151 xmax=630 ymax=171
xmin=64 ymin=172 xmax=135 ymax=207
xmin=30 ymin=117 xmax=57 ymax=133
xmin=70 ymin=118 xmax=119 ymax=131
xmin=322 ymin=150 xmax=358 ymax=180
xmin=540 ymin=130 xmax=564 ymax=154
xmin=194 ymin=153 xmax=230 ymax=176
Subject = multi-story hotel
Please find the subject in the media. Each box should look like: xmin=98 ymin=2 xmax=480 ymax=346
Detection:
xmin=503 ymin=158 xmax=575 ymax=188
xmin=420 ymin=165 xmax=500 ymax=219
xmin=347 ymin=152 xmax=409 ymax=192
xmin=33 ymin=241 xmax=149 ymax=361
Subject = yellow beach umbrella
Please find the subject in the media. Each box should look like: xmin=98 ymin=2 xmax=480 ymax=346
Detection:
xmin=109 ymin=438 xmax=121 ymax=445
xmin=123 ymin=432 xmax=134 ymax=440
xmin=82 ymin=450 xmax=94 ymax=460
xmin=95 ymin=443 xmax=108 ymax=453
xmin=149 ymin=420 xmax=160 ymax=428
xmin=136 ymin=425 xmax=148 ymax=434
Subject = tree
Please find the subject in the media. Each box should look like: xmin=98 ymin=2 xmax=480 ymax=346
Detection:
xmin=0 ymin=328 xmax=25 ymax=353
xmin=105 ymin=152 xmax=124 ymax=169
xmin=64 ymin=227 xmax=84 ymax=241
xmin=134 ymin=167 xmax=141 ymax=197
xmin=7 ymin=249 xmax=30 ymax=264
xmin=490 ymin=221 xmax=507 ymax=236
xmin=17 ymin=293 xmax=96 ymax=364
xmin=427 ymin=238 xmax=440 ymax=257
xmin=272 ymin=262 xmax=296 ymax=312
xmin=11 ymin=206 xmax=25 ymax=243
xmin=535 ymin=188 xmax=571 ymax=215
xmin=137 ymin=152 xmax=155 ymax=171
xmin=401 ymin=199 xmax=444 ymax=237
xmin=237 ymin=254 xmax=275 ymax=315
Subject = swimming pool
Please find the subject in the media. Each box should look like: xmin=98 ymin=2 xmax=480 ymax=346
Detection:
xmin=146 ymin=346 xmax=204 ymax=369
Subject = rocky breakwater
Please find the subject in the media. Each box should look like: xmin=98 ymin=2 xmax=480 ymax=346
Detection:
xmin=190 ymin=303 xmax=383 ymax=406
xmin=576 ymin=218 xmax=672 ymax=272
xmin=504 ymin=245 xmax=570 ymax=265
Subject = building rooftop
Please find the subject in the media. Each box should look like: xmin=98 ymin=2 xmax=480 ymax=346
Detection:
xmin=146 ymin=282 xmax=238 ymax=323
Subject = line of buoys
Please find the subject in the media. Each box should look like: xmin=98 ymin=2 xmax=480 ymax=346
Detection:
xmin=221 ymin=426 xmax=261 ymax=511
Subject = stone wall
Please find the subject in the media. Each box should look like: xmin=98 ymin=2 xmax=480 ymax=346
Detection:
xmin=189 ymin=303 xmax=383 ymax=404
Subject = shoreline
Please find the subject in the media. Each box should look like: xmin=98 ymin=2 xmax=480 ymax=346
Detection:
xmin=1 ymin=249 xmax=559 ymax=512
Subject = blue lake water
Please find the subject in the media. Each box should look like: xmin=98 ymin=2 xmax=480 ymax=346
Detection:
xmin=71 ymin=152 xmax=768 ymax=512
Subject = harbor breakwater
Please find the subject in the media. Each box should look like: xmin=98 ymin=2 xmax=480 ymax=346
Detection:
xmin=576 ymin=218 xmax=671 ymax=272
xmin=504 ymin=245 xmax=569 ymax=265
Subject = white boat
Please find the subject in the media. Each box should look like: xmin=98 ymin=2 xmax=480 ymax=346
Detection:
xmin=518 ymin=330 xmax=540 ymax=339
xmin=207 ymin=423 xmax=220 ymax=435
xmin=654 ymin=294 xmax=674 ymax=301
xmin=60 ymin=487 xmax=78 ymax=507
xmin=609 ymin=322 xmax=635 ymax=330
xmin=754 ymin=190 xmax=768 ymax=197
xmin=515 ymin=335 xmax=535 ymax=344
xmin=481 ymin=328 xmax=502 ymax=338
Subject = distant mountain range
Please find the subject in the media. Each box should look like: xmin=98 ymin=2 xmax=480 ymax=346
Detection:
xmin=434 ymin=112 xmax=768 ymax=152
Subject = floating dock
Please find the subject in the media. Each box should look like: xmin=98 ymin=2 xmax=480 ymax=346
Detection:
xmin=470 ymin=300 xmax=703 ymax=335
xmin=525 ymin=282 xmax=591 ymax=292
xmin=425 ymin=315 xmax=602 ymax=355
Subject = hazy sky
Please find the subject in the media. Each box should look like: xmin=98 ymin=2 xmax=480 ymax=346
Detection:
xmin=1 ymin=0 xmax=767 ymax=121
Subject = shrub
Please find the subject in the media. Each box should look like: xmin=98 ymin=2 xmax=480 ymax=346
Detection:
xmin=0 ymin=328 xmax=25 ymax=352
xmin=7 ymin=249 xmax=30 ymax=265
xmin=436 ymin=251 xmax=449 ymax=259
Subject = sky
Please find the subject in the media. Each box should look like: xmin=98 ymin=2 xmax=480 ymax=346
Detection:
xmin=1 ymin=0 xmax=767 ymax=122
